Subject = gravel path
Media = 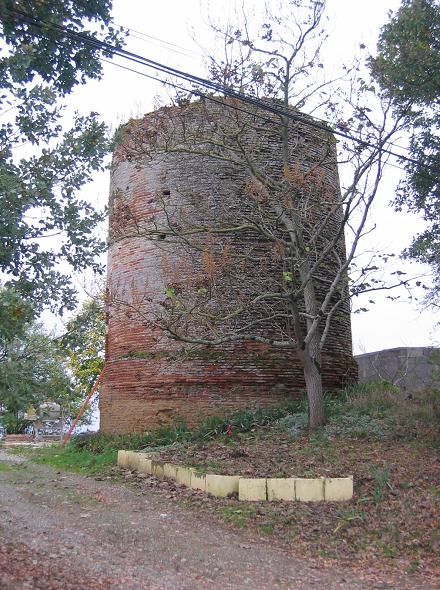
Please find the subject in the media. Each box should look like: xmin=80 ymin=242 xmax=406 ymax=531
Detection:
xmin=0 ymin=450 xmax=435 ymax=589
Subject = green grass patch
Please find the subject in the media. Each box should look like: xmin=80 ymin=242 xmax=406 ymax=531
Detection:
xmin=69 ymin=399 xmax=306 ymax=455
xmin=0 ymin=461 xmax=12 ymax=472
xmin=222 ymin=506 xmax=257 ymax=528
xmin=17 ymin=444 xmax=117 ymax=476
xmin=18 ymin=381 xmax=439 ymax=477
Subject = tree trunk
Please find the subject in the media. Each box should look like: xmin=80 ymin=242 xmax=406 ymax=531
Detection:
xmin=303 ymin=353 xmax=325 ymax=429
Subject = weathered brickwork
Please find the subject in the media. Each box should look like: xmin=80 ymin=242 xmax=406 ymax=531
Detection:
xmin=101 ymin=100 xmax=358 ymax=434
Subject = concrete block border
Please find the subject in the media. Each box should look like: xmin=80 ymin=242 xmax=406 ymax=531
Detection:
xmin=117 ymin=450 xmax=353 ymax=502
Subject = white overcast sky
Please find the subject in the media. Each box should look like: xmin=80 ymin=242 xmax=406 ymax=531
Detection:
xmin=62 ymin=0 xmax=438 ymax=354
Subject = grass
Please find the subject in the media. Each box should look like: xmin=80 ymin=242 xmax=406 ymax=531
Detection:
xmin=370 ymin=466 xmax=391 ymax=505
xmin=0 ymin=461 xmax=12 ymax=472
xmin=11 ymin=400 xmax=306 ymax=475
xmin=12 ymin=444 xmax=117 ymax=476
xmin=70 ymin=379 xmax=440 ymax=456
xmin=4 ymin=382 xmax=439 ymax=580
xmin=222 ymin=506 xmax=256 ymax=528
xmin=69 ymin=398 xmax=307 ymax=455
xmin=9 ymin=381 xmax=440 ymax=482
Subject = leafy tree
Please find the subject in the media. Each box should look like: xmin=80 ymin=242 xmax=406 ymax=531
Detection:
xmin=0 ymin=287 xmax=34 ymax=357
xmin=0 ymin=1 xmax=123 ymax=312
xmin=0 ymin=322 xmax=73 ymax=433
xmin=60 ymin=296 xmax=105 ymax=396
xmin=370 ymin=0 xmax=440 ymax=304
xmin=110 ymin=1 xmax=410 ymax=428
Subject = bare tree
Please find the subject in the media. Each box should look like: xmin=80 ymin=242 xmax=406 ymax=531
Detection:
xmin=109 ymin=0 xmax=410 ymax=428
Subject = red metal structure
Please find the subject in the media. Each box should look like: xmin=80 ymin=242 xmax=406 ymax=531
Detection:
xmin=61 ymin=371 xmax=104 ymax=447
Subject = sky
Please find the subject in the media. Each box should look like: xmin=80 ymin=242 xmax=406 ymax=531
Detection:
xmin=61 ymin=0 xmax=437 ymax=355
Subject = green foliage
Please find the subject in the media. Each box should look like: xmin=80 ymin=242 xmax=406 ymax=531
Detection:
xmin=222 ymin=506 xmax=256 ymax=528
xmin=0 ymin=321 xmax=76 ymax=432
xmin=60 ymin=297 xmax=105 ymax=394
xmin=278 ymin=412 xmax=308 ymax=436
xmin=324 ymin=383 xmax=396 ymax=438
xmin=371 ymin=0 xmax=440 ymax=303
xmin=324 ymin=413 xmax=389 ymax=439
xmin=371 ymin=0 xmax=440 ymax=104
xmin=0 ymin=412 xmax=31 ymax=434
xmin=22 ymin=444 xmax=117 ymax=476
xmin=0 ymin=1 xmax=122 ymax=94
xmin=70 ymin=424 xmax=191 ymax=454
xmin=70 ymin=399 xmax=305 ymax=454
xmin=0 ymin=288 xmax=34 ymax=352
xmin=0 ymin=1 xmax=124 ymax=312
xmin=370 ymin=465 xmax=391 ymax=505
xmin=321 ymin=381 xmax=439 ymax=444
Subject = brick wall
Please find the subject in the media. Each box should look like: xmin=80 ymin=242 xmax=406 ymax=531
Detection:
xmin=101 ymin=100 xmax=358 ymax=434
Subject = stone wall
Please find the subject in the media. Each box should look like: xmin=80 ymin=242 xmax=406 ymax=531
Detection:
xmin=355 ymin=347 xmax=439 ymax=391
xmin=100 ymin=100 xmax=358 ymax=434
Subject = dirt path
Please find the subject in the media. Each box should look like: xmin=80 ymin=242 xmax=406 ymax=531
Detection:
xmin=0 ymin=450 xmax=435 ymax=590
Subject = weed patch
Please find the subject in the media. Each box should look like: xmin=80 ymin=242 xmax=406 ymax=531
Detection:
xmin=0 ymin=461 xmax=12 ymax=472
xmin=222 ymin=506 xmax=256 ymax=528
xmin=18 ymin=445 xmax=116 ymax=476
xmin=370 ymin=466 xmax=391 ymax=505
xmin=70 ymin=399 xmax=305 ymax=455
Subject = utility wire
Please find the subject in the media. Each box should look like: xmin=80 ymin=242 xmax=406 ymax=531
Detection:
xmin=6 ymin=7 xmax=432 ymax=169
xmin=112 ymin=20 xmax=415 ymax=158
xmin=102 ymin=57 xmax=277 ymax=125
xmin=114 ymin=21 xmax=201 ymax=59
xmin=4 ymin=7 xmax=439 ymax=178
xmin=104 ymin=57 xmax=438 ymax=185
xmin=124 ymin=30 xmax=199 ymax=60
xmin=115 ymin=22 xmax=414 ymax=157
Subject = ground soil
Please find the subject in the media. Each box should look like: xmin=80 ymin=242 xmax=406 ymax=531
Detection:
xmin=155 ymin=425 xmax=440 ymax=576
xmin=0 ymin=448 xmax=438 ymax=589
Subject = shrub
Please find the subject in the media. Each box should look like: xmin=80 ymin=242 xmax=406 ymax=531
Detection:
xmin=70 ymin=398 xmax=304 ymax=453
xmin=278 ymin=412 xmax=308 ymax=437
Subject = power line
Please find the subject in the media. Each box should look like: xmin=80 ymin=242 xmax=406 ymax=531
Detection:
xmin=103 ymin=57 xmax=437 ymax=184
xmin=2 ymin=8 xmax=422 ymax=162
xmin=102 ymin=57 xmax=278 ymax=124
xmin=0 ymin=103 xmax=17 ymax=118
xmin=114 ymin=21 xmax=201 ymax=59
xmin=115 ymin=21 xmax=414 ymax=157
xmin=4 ymin=7 xmax=440 ymax=178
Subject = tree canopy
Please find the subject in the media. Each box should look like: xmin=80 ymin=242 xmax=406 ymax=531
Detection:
xmin=0 ymin=319 xmax=73 ymax=433
xmin=0 ymin=1 xmax=123 ymax=312
xmin=60 ymin=296 xmax=105 ymax=396
xmin=371 ymin=0 xmax=440 ymax=305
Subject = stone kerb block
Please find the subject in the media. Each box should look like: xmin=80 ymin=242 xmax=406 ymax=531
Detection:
xmin=117 ymin=451 xmax=353 ymax=503
xmin=267 ymin=478 xmax=296 ymax=501
xmin=117 ymin=450 xmax=128 ymax=468
xmin=189 ymin=469 xmax=207 ymax=492
xmin=125 ymin=451 xmax=139 ymax=469
xmin=152 ymin=460 xmax=165 ymax=478
xmin=163 ymin=463 xmax=178 ymax=480
xmin=138 ymin=455 xmax=153 ymax=475
xmin=134 ymin=452 xmax=147 ymax=470
xmin=295 ymin=477 xmax=324 ymax=502
xmin=122 ymin=450 xmax=133 ymax=468
xmin=205 ymin=474 xmax=240 ymax=498
xmin=239 ymin=478 xmax=267 ymax=501
xmin=324 ymin=477 xmax=353 ymax=501
xmin=175 ymin=466 xmax=192 ymax=487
